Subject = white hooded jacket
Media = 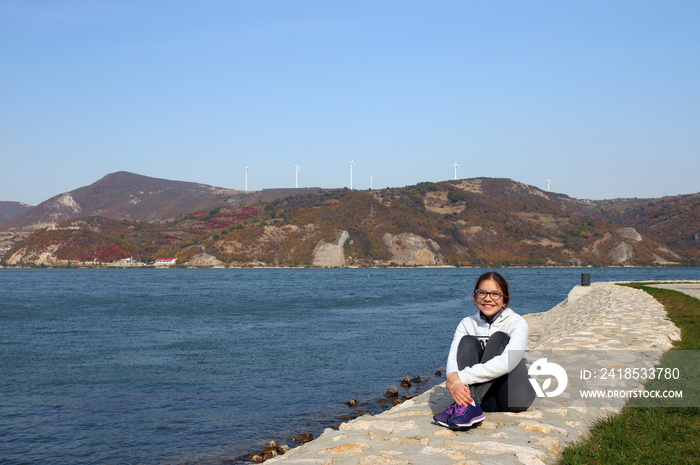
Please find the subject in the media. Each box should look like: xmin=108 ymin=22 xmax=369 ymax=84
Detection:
xmin=445 ymin=307 xmax=529 ymax=386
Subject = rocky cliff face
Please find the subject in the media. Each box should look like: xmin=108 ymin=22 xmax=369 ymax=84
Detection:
xmin=382 ymin=233 xmax=442 ymax=266
xmin=312 ymin=231 xmax=350 ymax=267
xmin=5 ymin=243 xmax=64 ymax=266
xmin=309 ymin=231 xmax=444 ymax=267
xmin=186 ymin=253 xmax=225 ymax=267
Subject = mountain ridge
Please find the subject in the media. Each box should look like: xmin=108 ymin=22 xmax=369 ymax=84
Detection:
xmin=0 ymin=171 xmax=244 ymax=231
xmin=2 ymin=173 xmax=698 ymax=267
xmin=0 ymin=171 xmax=324 ymax=248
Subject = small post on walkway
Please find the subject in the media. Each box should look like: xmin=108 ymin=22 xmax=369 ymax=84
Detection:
xmin=581 ymin=273 xmax=591 ymax=286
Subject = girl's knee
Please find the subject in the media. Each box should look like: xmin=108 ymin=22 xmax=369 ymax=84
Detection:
xmin=458 ymin=335 xmax=481 ymax=349
xmin=489 ymin=331 xmax=510 ymax=345
xmin=456 ymin=335 xmax=482 ymax=370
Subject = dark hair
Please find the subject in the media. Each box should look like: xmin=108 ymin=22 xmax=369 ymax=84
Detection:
xmin=473 ymin=271 xmax=510 ymax=307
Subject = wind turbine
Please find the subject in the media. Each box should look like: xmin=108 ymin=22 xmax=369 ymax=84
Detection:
xmin=452 ymin=160 xmax=463 ymax=180
xmin=369 ymin=175 xmax=374 ymax=190
xmin=348 ymin=158 xmax=356 ymax=189
xmin=546 ymin=179 xmax=551 ymax=192
xmin=244 ymin=166 xmax=249 ymax=192
xmin=295 ymin=164 xmax=300 ymax=188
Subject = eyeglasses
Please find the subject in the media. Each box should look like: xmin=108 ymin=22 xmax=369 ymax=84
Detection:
xmin=474 ymin=290 xmax=505 ymax=301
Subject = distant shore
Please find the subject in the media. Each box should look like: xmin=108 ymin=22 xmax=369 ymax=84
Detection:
xmin=3 ymin=263 xmax=697 ymax=269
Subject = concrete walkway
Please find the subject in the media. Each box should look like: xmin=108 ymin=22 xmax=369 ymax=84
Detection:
xmin=648 ymin=282 xmax=700 ymax=300
xmin=264 ymin=282 xmax=690 ymax=465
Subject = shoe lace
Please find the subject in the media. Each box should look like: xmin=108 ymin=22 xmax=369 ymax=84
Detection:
xmin=445 ymin=402 xmax=462 ymax=416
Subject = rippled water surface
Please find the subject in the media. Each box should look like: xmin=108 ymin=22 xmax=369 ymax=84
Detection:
xmin=1 ymin=267 xmax=697 ymax=464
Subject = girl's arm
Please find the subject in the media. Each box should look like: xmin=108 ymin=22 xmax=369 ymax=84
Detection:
xmin=450 ymin=316 xmax=529 ymax=386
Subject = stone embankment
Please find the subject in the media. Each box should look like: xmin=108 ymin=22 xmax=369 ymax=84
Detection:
xmin=262 ymin=282 xmax=687 ymax=465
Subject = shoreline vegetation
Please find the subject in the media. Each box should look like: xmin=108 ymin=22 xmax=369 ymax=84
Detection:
xmin=558 ymin=283 xmax=700 ymax=464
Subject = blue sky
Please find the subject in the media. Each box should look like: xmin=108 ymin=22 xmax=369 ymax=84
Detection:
xmin=1 ymin=1 xmax=698 ymax=205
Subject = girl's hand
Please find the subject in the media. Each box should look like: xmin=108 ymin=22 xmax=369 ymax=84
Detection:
xmin=446 ymin=372 xmax=473 ymax=406
xmin=450 ymin=384 xmax=473 ymax=406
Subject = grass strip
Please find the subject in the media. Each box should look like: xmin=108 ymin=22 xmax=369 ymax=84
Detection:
xmin=558 ymin=283 xmax=700 ymax=465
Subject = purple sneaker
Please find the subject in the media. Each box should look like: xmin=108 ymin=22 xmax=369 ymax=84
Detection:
xmin=448 ymin=400 xmax=485 ymax=430
xmin=433 ymin=402 xmax=467 ymax=427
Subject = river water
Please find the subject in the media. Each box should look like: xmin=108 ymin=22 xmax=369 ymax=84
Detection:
xmin=1 ymin=267 xmax=697 ymax=464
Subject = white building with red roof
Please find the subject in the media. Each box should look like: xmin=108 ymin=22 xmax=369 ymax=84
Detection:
xmin=154 ymin=257 xmax=178 ymax=267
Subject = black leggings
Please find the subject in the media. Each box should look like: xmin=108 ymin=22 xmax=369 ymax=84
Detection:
xmin=456 ymin=331 xmax=536 ymax=412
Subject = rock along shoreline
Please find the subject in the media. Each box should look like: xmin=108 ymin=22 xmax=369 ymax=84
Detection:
xmin=249 ymin=281 xmax=687 ymax=465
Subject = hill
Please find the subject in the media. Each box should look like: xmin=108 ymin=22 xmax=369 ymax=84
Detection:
xmin=0 ymin=171 xmax=322 ymax=248
xmin=0 ymin=201 xmax=33 ymax=224
xmin=0 ymin=202 xmax=35 ymax=249
xmin=3 ymin=176 xmax=697 ymax=267
xmin=593 ymin=193 xmax=700 ymax=263
xmin=0 ymin=171 xmax=244 ymax=231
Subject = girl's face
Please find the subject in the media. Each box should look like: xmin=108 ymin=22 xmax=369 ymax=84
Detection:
xmin=473 ymin=278 xmax=506 ymax=318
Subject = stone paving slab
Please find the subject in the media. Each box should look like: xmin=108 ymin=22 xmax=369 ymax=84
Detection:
xmin=264 ymin=282 xmax=691 ymax=465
